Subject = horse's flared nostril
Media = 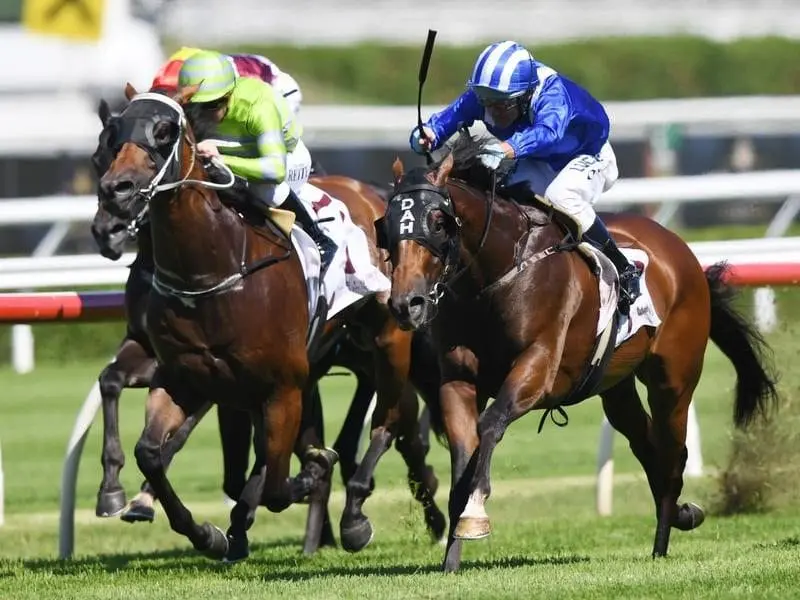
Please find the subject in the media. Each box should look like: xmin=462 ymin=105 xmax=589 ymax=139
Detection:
xmin=408 ymin=296 xmax=426 ymax=310
xmin=100 ymin=178 xmax=136 ymax=200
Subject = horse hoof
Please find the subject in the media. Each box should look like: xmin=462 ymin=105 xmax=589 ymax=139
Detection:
xmin=199 ymin=523 xmax=229 ymax=561
xmin=305 ymin=447 xmax=340 ymax=471
xmin=119 ymin=502 xmax=155 ymax=523
xmin=340 ymin=517 xmax=374 ymax=553
xmin=453 ymin=516 xmax=491 ymax=540
xmin=674 ymin=502 xmax=706 ymax=531
xmin=223 ymin=532 xmax=249 ymax=564
xmin=95 ymin=489 xmax=127 ymax=518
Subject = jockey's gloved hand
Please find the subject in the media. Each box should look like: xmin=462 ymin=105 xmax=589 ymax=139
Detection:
xmin=478 ymin=141 xmax=507 ymax=170
xmin=409 ymin=126 xmax=437 ymax=154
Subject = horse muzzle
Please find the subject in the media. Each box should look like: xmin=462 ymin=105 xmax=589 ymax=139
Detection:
xmin=388 ymin=292 xmax=434 ymax=331
xmin=91 ymin=217 xmax=128 ymax=261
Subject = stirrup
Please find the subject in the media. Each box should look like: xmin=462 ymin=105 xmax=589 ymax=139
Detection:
xmin=315 ymin=236 xmax=337 ymax=279
xmin=617 ymin=268 xmax=641 ymax=308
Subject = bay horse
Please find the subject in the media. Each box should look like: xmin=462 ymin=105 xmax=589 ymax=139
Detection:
xmin=379 ymin=135 xmax=779 ymax=572
xmin=89 ymin=100 xmax=445 ymax=554
xmin=95 ymin=83 xmax=443 ymax=559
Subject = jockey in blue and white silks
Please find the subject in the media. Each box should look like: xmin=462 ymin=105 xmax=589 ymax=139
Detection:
xmin=410 ymin=40 xmax=641 ymax=314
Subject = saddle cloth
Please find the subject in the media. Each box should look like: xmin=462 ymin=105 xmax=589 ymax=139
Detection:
xmin=287 ymin=182 xmax=391 ymax=322
xmin=580 ymin=244 xmax=662 ymax=347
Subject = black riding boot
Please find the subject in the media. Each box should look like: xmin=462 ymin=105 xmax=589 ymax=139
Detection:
xmin=583 ymin=217 xmax=641 ymax=316
xmin=282 ymin=190 xmax=338 ymax=278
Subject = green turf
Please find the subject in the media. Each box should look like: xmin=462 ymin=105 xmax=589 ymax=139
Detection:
xmin=0 ymin=289 xmax=798 ymax=598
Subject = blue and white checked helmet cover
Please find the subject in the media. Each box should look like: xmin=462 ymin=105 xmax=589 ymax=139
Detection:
xmin=467 ymin=41 xmax=538 ymax=101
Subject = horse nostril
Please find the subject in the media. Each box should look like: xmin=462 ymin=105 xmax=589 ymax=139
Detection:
xmin=112 ymin=180 xmax=136 ymax=199
xmin=409 ymin=296 xmax=426 ymax=310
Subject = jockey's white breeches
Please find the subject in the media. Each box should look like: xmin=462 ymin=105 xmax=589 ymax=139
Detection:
xmin=505 ymin=141 xmax=619 ymax=234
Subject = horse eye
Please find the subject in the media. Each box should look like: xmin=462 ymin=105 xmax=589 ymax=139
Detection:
xmin=429 ymin=209 xmax=447 ymax=233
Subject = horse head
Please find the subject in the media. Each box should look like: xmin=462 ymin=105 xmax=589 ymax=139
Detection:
xmin=91 ymin=98 xmax=133 ymax=259
xmin=93 ymin=83 xmax=202 ymax=257
xmin=379 ymin=135 xmax=527 ymax=330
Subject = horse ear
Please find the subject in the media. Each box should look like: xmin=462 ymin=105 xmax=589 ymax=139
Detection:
xmin=174 ymin=83 xmax=201 ymax=105
xmin=124 ymin=83 xmax=138 ymax=101
xmin=433 ymin=152 xmax=454 ymax=187
xmin=98 ymin=99 xmax=111 ymax=126
xmin=392 ymin=157 xmax=404 ymax=185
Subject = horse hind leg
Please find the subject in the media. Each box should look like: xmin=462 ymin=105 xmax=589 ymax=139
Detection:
xmin=333 ymin=375 xmax=376 ymax=488
xmin=293 ymin=382 xmax=337 ymax=554
xmin=96 ymin=337 xmax=156 ymax=518
xmin=638 ymin=345 xmax=706 ymax=558
xmin=600 ymin=376 xmax=665 ymax=514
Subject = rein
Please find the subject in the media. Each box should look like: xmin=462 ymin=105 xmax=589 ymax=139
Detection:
xmin=436 ymin=175 xmax=574 ymax=304
xmin=119 ymin=93 xmax=293 ymax=303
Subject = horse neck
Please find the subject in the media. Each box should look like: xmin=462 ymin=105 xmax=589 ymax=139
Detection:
xmin=148 ymin=155 xmax=242 ymax=285
xmin=449 ymin=182 xmax=552 ymax=289
xmin=135 ymin=226 xmax=154 ymax=268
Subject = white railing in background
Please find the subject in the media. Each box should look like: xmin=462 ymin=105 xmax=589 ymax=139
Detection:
xmin=0 ymin=238 xmax=797 ymax=292
xmin=6 ymin=96 xmax=800 ymax=156
xmin=1 ymin=168 xmax=799 ymax=373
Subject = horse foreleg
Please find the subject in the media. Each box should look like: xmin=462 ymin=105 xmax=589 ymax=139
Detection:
xmin=437 ymin=345 xmax=482 ymax=573
xmin=134 ymin=382 xmax=228 ymax=560
xmin=224 ymin=407 xmax=267 ymax=563
xmin=121 ymin=400 xmax=212 ymax=523
xmin=96 ymin=337 xmax=156 ymax=518
xmin=340 ymin=323 xmax=412 ymax=553
xmin=454 ymin=344 xmax=557 ymax=542
xmin=393 ymin=383 xmax=446 ymax=544
xmin=217 ymin=405 xmax=253 ymax=501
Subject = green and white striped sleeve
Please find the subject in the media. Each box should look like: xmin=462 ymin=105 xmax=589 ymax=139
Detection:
xmin=221 ymin=96 xmax=289 ymax=183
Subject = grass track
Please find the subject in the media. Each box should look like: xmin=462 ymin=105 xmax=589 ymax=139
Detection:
xmin=0 ymin=288 xmax=798 ymax=598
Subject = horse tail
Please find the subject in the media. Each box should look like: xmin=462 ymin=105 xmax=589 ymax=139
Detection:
xmin=705 ymin=262 xmax=780 ymax=427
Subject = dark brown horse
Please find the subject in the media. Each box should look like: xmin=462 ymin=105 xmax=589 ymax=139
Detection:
xmin=89 ymin=100 xmax=445 ymax=554
xmin=96 ymin=83 xmax=430 ymax=560
xmin=379 ymin=135 xmax=779 ymax=572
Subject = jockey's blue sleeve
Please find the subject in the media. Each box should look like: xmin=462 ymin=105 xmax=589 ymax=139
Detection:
xmin=426 ymin=90 xmax=483 ymax=149
xmin=506 ymin=78 xmax=571 ymax=159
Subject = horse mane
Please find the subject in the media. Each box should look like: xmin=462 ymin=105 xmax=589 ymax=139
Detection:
xmin=183 ymin=102 xmax=222 ymax=142
xmin=429 ymin=132 xmax=554 ymax=228
xmin=432 ymin=133 xmax=516 ymax=193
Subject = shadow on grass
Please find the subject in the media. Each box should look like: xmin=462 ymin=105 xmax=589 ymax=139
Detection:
xmin=754 ymin=536 xmax=800 ymax=550
xmin=10 ymin=537 xmax=301 ymax=576
xmin=5 ymin=541 xmax=589 ymax=581
xmin=258 ymin=553 xmax=591 ymax=581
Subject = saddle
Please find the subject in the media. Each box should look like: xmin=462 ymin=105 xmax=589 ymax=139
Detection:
xmin=493 ymin=181 xmax=622 ymax=432
xmin=499 ymin=181 xmax=582 ymax=241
